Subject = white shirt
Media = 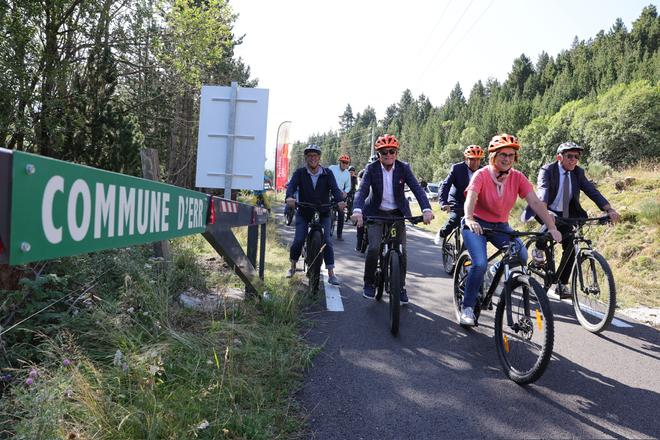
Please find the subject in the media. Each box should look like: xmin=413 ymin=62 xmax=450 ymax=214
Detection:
xmin=549 ymin=163 xmax=573 ymax=213
xmin=328 ymin=164 xmax=350 ymax=193
xmin=379 ymin=162 xmax=397 ymax=210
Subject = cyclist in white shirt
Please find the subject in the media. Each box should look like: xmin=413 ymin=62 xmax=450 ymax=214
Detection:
xmin=329 ymin=154 xmax=352 ymax=240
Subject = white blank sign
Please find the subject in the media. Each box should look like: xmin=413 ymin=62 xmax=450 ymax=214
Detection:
xmin=195 ymin=85 xmax=269 ymax=190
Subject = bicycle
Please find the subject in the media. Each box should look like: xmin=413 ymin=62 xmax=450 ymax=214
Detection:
xmin=345 ymin=192 xmax=355 ymax=223
xmin=330 ymin=198 xmax=345 ymax=238
xmin=525 ymin=215 xmax=615 ymax=334
xmin=366 ymin=215 xmax=423 ymax=336
xmin=441 ymin=225 xmax=462 ymax=275
xmin=297 ymin=202 xmax=334 ymax=296
xmin=453 ymin=228 xmax=555 ymax=384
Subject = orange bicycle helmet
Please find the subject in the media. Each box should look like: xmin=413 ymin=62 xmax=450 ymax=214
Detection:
xmin=338 ymin=154 xmax=351 ymax=163
xmin=374 ymin=134 xmax=400 ymax=150
xmin=464 ymin=145 xmax=484 ymax=159
xmin=488 ymin=133 xmax=520 ymax=152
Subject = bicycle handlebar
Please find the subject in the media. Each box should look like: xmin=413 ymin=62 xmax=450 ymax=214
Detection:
xmin=554 ymin=215 xmax=611 ymax=227
xmin=365 ymin=215 xmax=424 ymax=225
xmin=481 ymin=227 xmax=551 ymax=238
xmin=295 ymin=201 xmax=336 ymax=209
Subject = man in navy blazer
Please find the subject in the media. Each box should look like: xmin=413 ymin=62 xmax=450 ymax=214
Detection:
xmin=351 ymin=134 xmax=434 ymax=303
xmin=285 ymin=144 xmax=346 ymax=285
xmin=434 ymin=145 xmax=484 ymax=244
xmin=524 ymin=141 xmax=620 ymax=297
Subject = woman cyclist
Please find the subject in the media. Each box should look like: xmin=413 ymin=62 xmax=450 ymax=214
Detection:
xmin=460 ymin=134 xmax=562 ymax=326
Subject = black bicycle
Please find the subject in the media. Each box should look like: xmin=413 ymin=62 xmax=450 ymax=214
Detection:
xmin=442 ymin=225 xmax=462 ymax=275
xmin=367 ymin=215 xmax=423 ymax=336
xmin=525 ymin=215 xmax=616 ymax=334
xmin=345 ymin=192 xmax=355 ymax=223
xmin=453 ymin=228 xmax=555 ymax=384
xmin=297 ymin=202 xmax=334 ymax=296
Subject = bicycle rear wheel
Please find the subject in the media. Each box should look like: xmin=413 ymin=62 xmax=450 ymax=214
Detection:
xmin=389 ymin=252 xmax=401 ymax=335
xmin=494 ymin=276 xmax=554 ymax=384
xmin=571 ymin=251 xmax=616 ymax=333
xmin=442 ymin=231 xmax=456 ymax=275
xmin=306 ymin=230 xmax=323 ymax=296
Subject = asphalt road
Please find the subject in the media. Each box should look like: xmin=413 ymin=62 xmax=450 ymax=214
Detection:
xmin=277 ymin=211 xmax=660 ymax=439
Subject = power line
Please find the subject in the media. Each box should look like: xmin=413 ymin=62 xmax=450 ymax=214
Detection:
xmin=416 ymin=0 xmax=476 ymax=84
xmin=415 ymin=0 xmax=453 ymax=58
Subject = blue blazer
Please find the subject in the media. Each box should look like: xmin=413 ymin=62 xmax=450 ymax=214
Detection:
xmin=439 ymin=162 xmax=478 ymax=211
xmin=353 ymin=160 xmax=431 ymax=217
xmin=286 ymin=166 xmax=343 ymax=220
xmin=524 ymin=162 xmax=609 ymax=221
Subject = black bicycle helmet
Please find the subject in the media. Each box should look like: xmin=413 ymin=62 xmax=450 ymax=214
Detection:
xmin=556 ymin=141 xmax=584 ymax=154
xmin=348 ymin=166 xmax=356 ymax=172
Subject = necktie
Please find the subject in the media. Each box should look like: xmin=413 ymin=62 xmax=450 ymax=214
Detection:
xmin=562 ymin=171 xmax=570 ymax=218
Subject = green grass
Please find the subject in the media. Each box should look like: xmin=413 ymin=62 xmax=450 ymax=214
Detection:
xmin=0 ymin=216 xmax=314 ymax=439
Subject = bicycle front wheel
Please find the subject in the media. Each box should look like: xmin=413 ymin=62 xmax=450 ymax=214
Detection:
xmin=571 ymin=251 xmax=616 ymax=333
xmin=389 ymin=252 xmax=401 ymax=335
xmin=442 ymin=232 xmax=456 ymax=275
xmin=452 ymin=251 xmax=470 ymax=324
xmin=494 ymin=276 xmax=554 ymax=384
xmin=306 ymin=230 xmax=323 ymax=296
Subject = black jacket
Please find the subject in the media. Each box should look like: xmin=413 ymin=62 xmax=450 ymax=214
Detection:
xmin=285 ymin=166 xmax=343 ymax=220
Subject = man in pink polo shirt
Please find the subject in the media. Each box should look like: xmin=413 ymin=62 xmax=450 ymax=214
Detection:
xmin=459 ymin=134 xmax=562 ymax=326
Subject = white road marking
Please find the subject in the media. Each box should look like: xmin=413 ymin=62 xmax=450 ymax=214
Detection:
xmin=323 ymin=270 xmax=344 ymax=312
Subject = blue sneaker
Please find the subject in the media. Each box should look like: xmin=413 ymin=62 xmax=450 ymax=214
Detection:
xmin=362 ymin=286 xmax=376 ymax=299
xmin=400 ymin=288 xmax=409 ymax=305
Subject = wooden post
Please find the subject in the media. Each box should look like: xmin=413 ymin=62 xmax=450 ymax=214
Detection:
xmin=140 ymin=149 xmax=171 ymax=265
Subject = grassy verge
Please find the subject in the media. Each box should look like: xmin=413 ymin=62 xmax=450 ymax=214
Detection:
xmin=0 ymin=210 xmax=313 ymax=438
xmin=410 ymin=163 xmax=660 ymax=308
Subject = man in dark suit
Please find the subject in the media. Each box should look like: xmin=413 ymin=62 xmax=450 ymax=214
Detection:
xmin=351 ymin=134 xmax=434 ymax=303
xmin=525 ymin=141 xmax=620 ymax=298
xmin=285 ymin=144 xmax=346 ymax=285
xmin=434 ymin=145 xmax=484 ymax=244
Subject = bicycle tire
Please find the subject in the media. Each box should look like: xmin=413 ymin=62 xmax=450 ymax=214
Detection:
xmin=452 ymin=251 xmax=470 ymax=324
xmin=494 ymin=276 xmax=554 ymax=384
xmin=442 ymin=232 xmax=456 ymax=275
xmin=571 ymin=251 xmax=616 ymax=333
xmin=389 ymin=251 xmax=401 ymax=335
xmin=375 ymin=268 xmax=384 ymax=300
xmin=306 ymin=230 xmax=323 ymax=296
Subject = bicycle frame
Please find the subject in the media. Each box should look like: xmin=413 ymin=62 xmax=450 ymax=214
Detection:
xmin=526 ymin=216 xmax=609 ymax=289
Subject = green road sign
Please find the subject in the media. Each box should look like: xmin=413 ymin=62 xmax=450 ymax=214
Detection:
xmin=9 ymin=151 xmax=208 ymax=265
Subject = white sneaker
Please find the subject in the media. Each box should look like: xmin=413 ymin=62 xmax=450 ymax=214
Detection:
xmin=286 ymin=268 xmax=295 ymax=278
xmin=460 ymin=307 xmax=476 ymax=326
xmin=433 ymin=230 xmax=442 ymax=245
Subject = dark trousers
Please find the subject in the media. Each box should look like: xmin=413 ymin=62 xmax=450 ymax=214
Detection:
xmin=336 ymin=206 xmax=345 ymax=238
xmin=537 ymin=214 xmax=574 ymax=284
xmin=439 ymin=209 xmax=463 ymax=237
xmin=356 ymin=225 xmax=365 ymax=251
xmin=364 ymin=210 xmax=407 ymax=287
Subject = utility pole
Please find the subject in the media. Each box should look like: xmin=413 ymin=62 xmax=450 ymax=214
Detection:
xmin=370 ymin=126 xmax=375 ymax=157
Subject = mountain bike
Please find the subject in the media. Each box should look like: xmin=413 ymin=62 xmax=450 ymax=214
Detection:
xmin=297 ymin=202 xmax=334 ymax=296
xmin=453 ymin=228 xmax=555 ymax=384
xmin=525 ymin=215 xmax=615 ymax=334
xmin=367 ymin=215 xmax=423 ymax=336
xmin=442 ymin=225 xmax=462 ymax=275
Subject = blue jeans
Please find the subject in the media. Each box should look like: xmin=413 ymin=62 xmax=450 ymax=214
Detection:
xmin=290 ymin=213 xmax=334 ymax=269
xmin=460 ymin=218 xmax=528 ymax=308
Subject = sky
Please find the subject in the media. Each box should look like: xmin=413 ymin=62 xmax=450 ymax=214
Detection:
xmin=229 ymin=0 xmax=657 ymax=169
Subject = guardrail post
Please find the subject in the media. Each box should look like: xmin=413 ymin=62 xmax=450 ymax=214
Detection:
xmin=246 ymin=224 xmax=258 ymax=294
xmin=140 ymin=148 xmax=171 ymax=266
xmin=0 ymin=149 xmax=12 ymax=264
xmin=258 ymin=222 xmax=266 ymax=280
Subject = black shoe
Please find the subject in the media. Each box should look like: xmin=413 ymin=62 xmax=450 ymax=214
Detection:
xmin=557 ymin=284 xmax=572 ymax=300
xmin=400 ymin=289 xmax=409 ymax=305
xmin=336 ymin=236 xmax=344 ymax=241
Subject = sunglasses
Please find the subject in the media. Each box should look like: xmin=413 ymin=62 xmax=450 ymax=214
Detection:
xmin=379 ymin=149 xmax=398 ymax=156
xmin=497 ymin=152 xmax=516 ymax=159
xmin=340 ymin=161 xmax=349 ymax=164
xmin=563 ymin=153 xmax=581 ymax=160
